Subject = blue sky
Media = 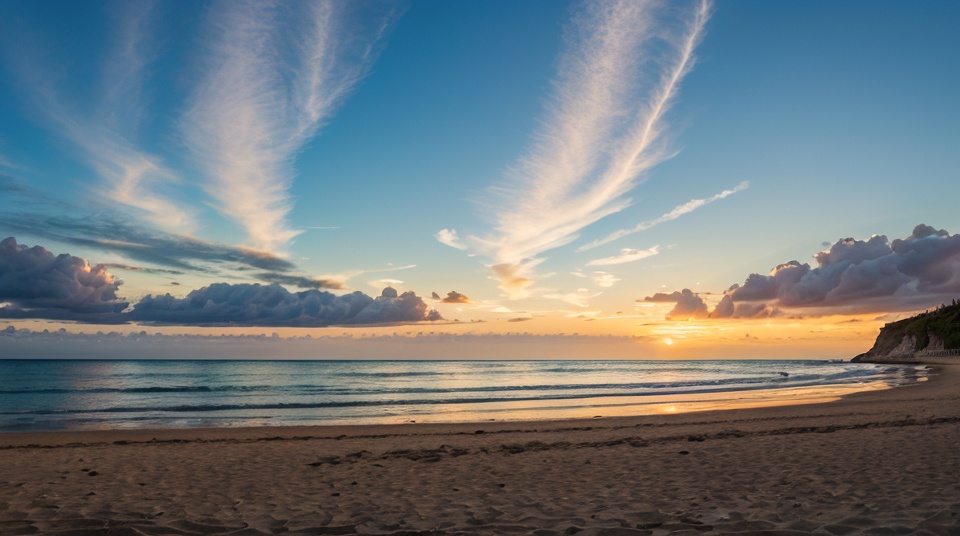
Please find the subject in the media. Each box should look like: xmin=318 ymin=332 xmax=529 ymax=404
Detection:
xmin=1 ymin=0 xmax=959 ymax=358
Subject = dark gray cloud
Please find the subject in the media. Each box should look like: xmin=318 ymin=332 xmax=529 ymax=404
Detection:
xmin=0 ymin=175 xmax=73 ymax=209
xmin=381 ymin=287 xmax=398 ymax=298
xmin=353 ymin=288 xmax=444 ymax=325
xmin=0 ymin=237 xmax=128 ymax=320
xmin=103 ymin=263 xmax=185 ymax=276
xmin=441 ymin=291 xmax=470 ymax=304
xmin=0 ymin=213 xmax=296 ymax=273
xmin=643 ymin=291 xmax=686 ymax=303
xmin=643 ymin=289 xmax=708 ymax=319
xmin=255 ymin=272 xmax=344 ymax=290
xmin=0 ymin=175 xmax=28 ymax=195
xmin=709 ymin=224 xmax=960 ymax=318
xmin=130 ymin=284 xmax=442 ymax=327
xmin=0 ymin=238 xmax=442 ymax=327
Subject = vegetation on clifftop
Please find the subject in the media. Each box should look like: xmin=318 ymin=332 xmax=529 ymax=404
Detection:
xmin=860 ymin=300 xmax=960 ymax=359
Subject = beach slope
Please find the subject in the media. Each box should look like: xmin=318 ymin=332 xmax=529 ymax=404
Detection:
xmin=1 ymin=367 xmax=959 ymax=535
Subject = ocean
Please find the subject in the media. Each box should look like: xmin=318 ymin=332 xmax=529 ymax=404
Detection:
xmin=0 ymin=359 xmax=926 ymax=432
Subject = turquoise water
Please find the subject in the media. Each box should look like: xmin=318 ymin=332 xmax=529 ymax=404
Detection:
xmin=0 ymin=359 xmax=924 ymax=432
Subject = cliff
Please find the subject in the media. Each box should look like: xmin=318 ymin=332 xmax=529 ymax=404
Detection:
xmin=853 ymin=301 xmax=960 ymax=363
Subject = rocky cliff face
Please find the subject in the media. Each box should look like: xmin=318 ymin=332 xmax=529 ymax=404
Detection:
xmin=853 ymin=301 xmax=960 ymax=363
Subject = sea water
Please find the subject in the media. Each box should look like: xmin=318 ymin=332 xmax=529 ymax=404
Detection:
xmin=0 ymin=359 xmax=926 ymax=432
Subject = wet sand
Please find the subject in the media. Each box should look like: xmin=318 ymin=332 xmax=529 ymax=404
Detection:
xmin=1 ymin=365 xmax=958 ymax=535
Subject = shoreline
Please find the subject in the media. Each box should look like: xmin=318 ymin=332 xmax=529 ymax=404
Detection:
xmin=0 ymin=363 xmax=941 ymax=446
xmin=0 ymin=359 xmax=927 ymax=435
xmin=1 ymin=365 xmax=958 ymax=534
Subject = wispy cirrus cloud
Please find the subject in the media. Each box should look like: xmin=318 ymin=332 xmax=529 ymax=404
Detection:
xmin=0 ymin=155 xmax=23 ymax=171
xmin=544 ymin=288 xmax=603 ymax=308
xmin=587 ymin=245 xmax=660 ymax=266
xmin=578 ymin=181 xmax=748 ymax=251
xmin=87 ymin=2 xmax=198 ymax=231
xmin=181 ymin=0 xmax=397 ymax=252
xmin=255 ymin=272 xmax=344 ymax=290
xmin=3 ymin=1 xmax=395 ymax=249
xmin=74 ymin=135 xmax=194 ymax=232
xmin=103 ymin=263 xmax=185 ymax=276
xmin=0 ymin=175 xmax=72 ymax=209
xmin=0 ymin=213 xmax=296 ymax=273
xmin=439 ymin=0 xmax=711 ymax=297
xmin=1 ymin=2 xmax=193 ymax=232
xmin=0 ymin=179 xmax=300 ymax=279
xmin=435 ymin=229 xmax=468 ymax=250
xmin=334 ymin=263 xmax=417 ymax=283
xmin=570 ymin=269 xmax=621 ymax=288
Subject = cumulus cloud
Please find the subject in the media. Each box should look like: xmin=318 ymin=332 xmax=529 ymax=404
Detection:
xmin=578 ymin=181 xmax=749 ymax=251
xmin=0 ymin=237 xmax=128 ymax=320
xmin=181 ymin=1 xmax=397 ymax=252
xmin=708 ymin=224 xmax=960 ymax=318
xmin=587 ymin=245 xmax=660 ymax=266
xmin=130 ymin=284 xmax=441 ymax=327
xmin=441 ymin=291 xmax=470 ymax=304
xmin=643 ymin=288 xmax=708 ymax=319
xmin=440 ymin=0 xmax=711 ymax=297
xmin=0 ymin=238 xmax=441 ymax=326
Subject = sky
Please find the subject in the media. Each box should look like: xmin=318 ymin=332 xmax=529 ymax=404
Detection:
xmin=1 ymin=0 xmax=959 ymax=360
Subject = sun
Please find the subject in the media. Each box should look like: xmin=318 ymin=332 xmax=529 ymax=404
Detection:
xmin=663 ymin=337 xmax=674 ymax=346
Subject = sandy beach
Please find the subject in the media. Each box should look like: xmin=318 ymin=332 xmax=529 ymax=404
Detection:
xmin=1 ymin=366 xmax=958 ymax=535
